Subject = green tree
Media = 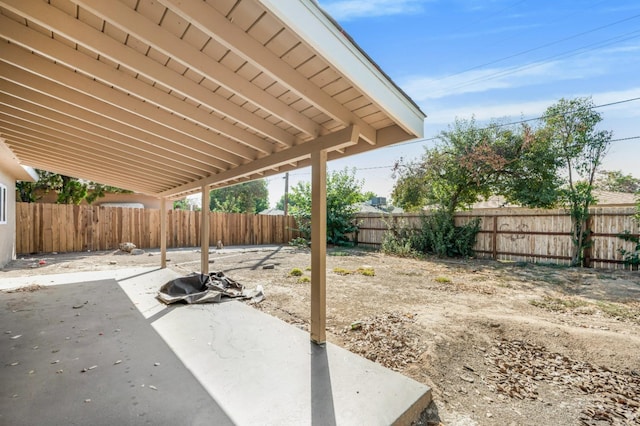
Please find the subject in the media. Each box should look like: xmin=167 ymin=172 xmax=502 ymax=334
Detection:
xmin=288 ymin=168 xmax=365 ymax=245
xmin=15 ymin=170 xmax=130 ymax=204
xmin=173 ymin=198 xmax=201 ymax=211
xmin=594 ymin=170 xmax=640 ymax=193
xmin=391 ymin=118 xmax=560 ymax=214
xmin=539 ymin=97 xmax=612 ymax=266
xmin=209 ymin=180 xmax=269 ymax=213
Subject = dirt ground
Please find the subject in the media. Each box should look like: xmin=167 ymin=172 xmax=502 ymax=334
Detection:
xmin=3 ymin=245 xmax=640 ymax=425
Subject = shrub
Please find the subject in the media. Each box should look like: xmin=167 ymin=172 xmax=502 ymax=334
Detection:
xmin=289 ymin=268 xmax=303 ymax=277
xmin=415 ymin=210 xmax=481 ymax=257
xmin=356 ymin=267 xmax=375 ymax=277
xmin=332 ymin=267 xmax=351 ymax=275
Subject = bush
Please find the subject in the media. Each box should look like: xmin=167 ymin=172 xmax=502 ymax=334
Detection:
xmin=380 ymin=218 xmax=421 ymax=258
xmin=289 ymin=268 xmax=303 ymax=277
xmin=416 ymin=210 xmax=481 ymax=257
xmin=381 ymin=210 xmax=481 ymax=258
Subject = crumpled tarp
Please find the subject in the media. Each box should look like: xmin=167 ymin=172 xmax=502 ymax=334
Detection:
xmin=157 ymin=271 xmax=264 ymax=305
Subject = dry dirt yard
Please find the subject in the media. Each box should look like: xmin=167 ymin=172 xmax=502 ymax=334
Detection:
xmin=3 ymin=245 xmax=640 ymax=425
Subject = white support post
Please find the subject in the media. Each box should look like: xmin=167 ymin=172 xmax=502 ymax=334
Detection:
xmin=310 ymin=149 xmax=327 ymax=344
xmin=201 ymin=186 xmax=210 ymax=274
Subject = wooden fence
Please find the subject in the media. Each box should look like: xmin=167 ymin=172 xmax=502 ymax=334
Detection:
xmin=353 ymin=206 xmax=639 ymax=270
xmin=15 ymin=203 xmax=299 ymax=255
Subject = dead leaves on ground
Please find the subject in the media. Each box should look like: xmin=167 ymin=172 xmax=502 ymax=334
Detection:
xmin=485 ymin=338 xmax=640 ymax=425
xmin=339 ymin=311 xmax=424 ymax=371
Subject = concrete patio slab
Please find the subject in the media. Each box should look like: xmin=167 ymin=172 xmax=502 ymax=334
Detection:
xmin=0 ymin=279 xmax=232 ymax=426
xmin=1 ymin=267 xmax=432 ymax=425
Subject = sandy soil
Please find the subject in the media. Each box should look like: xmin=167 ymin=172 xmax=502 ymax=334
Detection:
xmin=3 ymin=246 xmax=640 ymax=425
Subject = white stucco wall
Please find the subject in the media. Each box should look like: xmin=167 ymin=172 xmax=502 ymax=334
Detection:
xmin=0 ymin=167 xmax=16 ymax=268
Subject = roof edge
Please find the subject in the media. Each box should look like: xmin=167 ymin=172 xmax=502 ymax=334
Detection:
xmin=257 ymin=0 xmax=425 ymax=139
xmin=0 ymin=138 xmax=38 ymax=182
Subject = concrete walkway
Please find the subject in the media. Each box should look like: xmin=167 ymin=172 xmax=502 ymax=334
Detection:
xmin=1 ymin=267 xmax=431 ymax=425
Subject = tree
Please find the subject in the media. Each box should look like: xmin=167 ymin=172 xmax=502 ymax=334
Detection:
xmin=539 ymin=97 xmax=612 ymax=266
xmin=173 ymin=198 xmax=200 ymax=211
xmin=391 ymin=118 xmax=560 ymax=214
xmin=15 ymin=170 xmax=130 ymax=204
xmin=288 ymin=168 xmax=366 ymax=245
xmin=594 ymin=170 xmax=640 ymax=193
xmin=209 ymin=180 xmax=269 ymax=213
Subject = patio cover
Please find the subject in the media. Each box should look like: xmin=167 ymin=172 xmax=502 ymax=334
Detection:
xmin=0 ymin=0 xmax=425 ymax=343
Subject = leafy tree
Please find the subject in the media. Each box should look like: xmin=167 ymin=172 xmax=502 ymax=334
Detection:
xmin=288 ymin=168 xmax=366 ymax=245
xmin=173 ymin=198 xmax=200 ymax=211
xmin=594 ymin=170 xmax=640 ymax=193
xmin=361 ymin=191 xmax=378 ymax=202
xmin=16 ymin=169 xmax=130 ymax=204
xmin=209 ymin=180 xmax=269 ymax=214
xmin=539 ymin=97 xmax=612 ymax=266
xmin=391 ymin=118 xmax=560 ymax=214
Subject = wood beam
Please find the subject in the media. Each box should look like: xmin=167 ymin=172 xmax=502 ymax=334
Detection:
xmin=0 ymin=0 xmax=296 ymax=146
xmin=201 ymin=187 xmax=210 ymax=275
xmin=73 ymin=0 xmax=320 ymax=139
xmin=310 ymin=149 xmax=327 ymax=344
xmin=0 ymin=42 xmax=256 ymax=163
xmin=0 ymin=61 xmax=244 ymax=168
xmin=158 ymin=0 xmax=378 ymax=144
xmin=159 ymin=125 xmax=359 ymax=197
xmin=0 ymin=14 xmax=275 ymax=155
xmin=0 ymin=99 xmax=212 ymax=177
xmin=0 ymin=115 xmax=202 ymax=182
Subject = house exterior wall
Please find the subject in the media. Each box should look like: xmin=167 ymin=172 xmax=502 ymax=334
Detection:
xmin=0 ymin=167 xmax=17 ymax=267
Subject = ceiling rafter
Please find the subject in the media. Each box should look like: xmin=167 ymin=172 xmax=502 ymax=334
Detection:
xmin=0 ymin=45 xmax=254 ymax=164
xmin=0 ymin=0 xmax=297 ymax=146
xmin=73 ymin=0 xmax=322 ymax=139
xmin=162 ymin=125 xmax=360 ymax=197
xmin=4 ymin=136 xmax=176 ymax=191
xmin=158 ymin=0 xmax=378 ymax=144
xmin=0 ymin=119 xmax=201 ymax=182
xmin=0 ymin=14 xmax=275 ymax=156
xmin=0 ymin=75 xmax=237 ymax=170
xmin=0 ymin=103 xmax=213 ymax=177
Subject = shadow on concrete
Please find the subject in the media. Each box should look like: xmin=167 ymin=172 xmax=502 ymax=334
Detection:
xmin=310 ymin=342 xmax=337 ymax=426
xmin=0 ymin=279 xmax=233 ymax=426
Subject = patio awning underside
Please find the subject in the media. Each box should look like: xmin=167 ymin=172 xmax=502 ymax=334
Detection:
xmin=0 ymin=0 xmax=424 ymax=199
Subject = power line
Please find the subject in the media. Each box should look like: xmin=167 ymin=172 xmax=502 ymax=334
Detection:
xmin=435 ymin=12 xmax=640 ymax=85
xmin=393 ymin=96 xmax=640 ymax=148
xmin=441 ymin=29 xmax=640 ymax=94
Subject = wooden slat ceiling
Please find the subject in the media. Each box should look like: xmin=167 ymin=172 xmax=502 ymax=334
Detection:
xmin=0 ymin=0 xmax=425 ymax=199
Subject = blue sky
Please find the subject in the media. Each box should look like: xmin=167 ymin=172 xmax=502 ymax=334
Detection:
xmin=266 ymin=0 xmax=640 ymax=207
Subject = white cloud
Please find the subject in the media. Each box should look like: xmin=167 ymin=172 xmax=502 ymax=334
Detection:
xmin=318 ymin=0 xmax=427 ymax=21
xmin=423 ymin=87 xmax=640 ymax=125
xmin=399 ymin=43 xmax=637 ymax=102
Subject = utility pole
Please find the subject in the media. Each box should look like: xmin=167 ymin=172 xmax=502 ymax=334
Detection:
xmin=283 ymin=172 xmax=289 ymax=216
xmin=283 ymin=172 xmax=290 ymax=243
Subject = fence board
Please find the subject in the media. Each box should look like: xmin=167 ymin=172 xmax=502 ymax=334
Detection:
xmin=351 ymin=207 xmax=638 ymax=270
xmin=16 ymin=203 xmax=300 ymax=255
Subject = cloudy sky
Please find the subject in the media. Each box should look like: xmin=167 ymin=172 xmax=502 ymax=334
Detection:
xmin=267 ymin=0 xmax=640 ymax=207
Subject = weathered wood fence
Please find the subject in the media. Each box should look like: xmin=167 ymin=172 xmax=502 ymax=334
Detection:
xmin=16 ymin=203 xmax=299 ymax=255
xmin=353 ymin=207 xmax=639 ymax=270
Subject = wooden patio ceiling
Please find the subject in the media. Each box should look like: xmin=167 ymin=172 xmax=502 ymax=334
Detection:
xmin=0 ymin=0 xmax=425 ymax=199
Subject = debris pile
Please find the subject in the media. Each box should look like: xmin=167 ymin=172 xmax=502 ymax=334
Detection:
xmin=485 ymin=338 xmax=640 ymax=425
xmin=340 ymin=311 xmax=424 ymax=371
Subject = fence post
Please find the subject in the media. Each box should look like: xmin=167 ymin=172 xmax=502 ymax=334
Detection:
xmin=492 ymin=216 xmax=498 ymax=259
xmin=582 ymin=215 xmax=594 ymax=268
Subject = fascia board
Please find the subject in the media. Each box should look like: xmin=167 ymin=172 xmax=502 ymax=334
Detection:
xmin=258 ymin=0 xmax=425 ymax=139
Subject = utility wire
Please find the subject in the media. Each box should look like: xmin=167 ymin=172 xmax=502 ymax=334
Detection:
xmin=435 ymin=12 xmax=640 ymax=84
xmin=393 ymin=96 xmax=640 ymax=148
xmin=440 ymin=29 xmax=640 ymax=94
